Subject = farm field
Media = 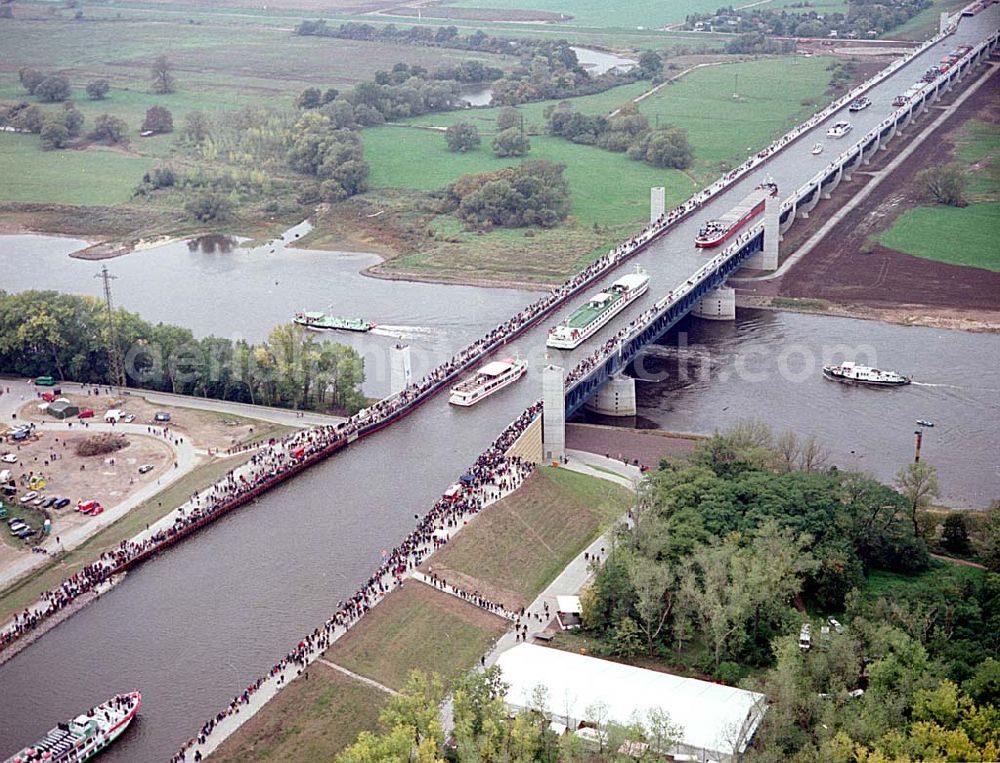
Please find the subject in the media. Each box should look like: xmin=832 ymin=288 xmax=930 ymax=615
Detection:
xmin=874 ymin=203 xmax=1000 ymax=271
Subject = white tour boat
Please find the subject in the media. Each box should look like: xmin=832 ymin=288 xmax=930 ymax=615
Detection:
xmin=449 ymin=357 xmax=527 ymax=406
xmin=822 ymin=361 xmax=910 ymax=386
xmin=547 ymin=268 xmax=650 ymax=350
xmin=827 ymin=121 xmax=853 ymax=138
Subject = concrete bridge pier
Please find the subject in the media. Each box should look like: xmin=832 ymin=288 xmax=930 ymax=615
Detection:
xmin=880 ymin=122 xmax=897 ymax=150
xmin=650 ymin=186 xmax=665 ymax=224
xmin=797 ymin=184 xmax=821 ymax=218
xmin=779 ymin=201 xmax=797 ymax=235
xmin=584 ymin=373 xmax=637 ymax=417
xmin=542 ymin=365 xmax=566 ymax=463
xmin=821 ymin=165 xmax=843 ymax=199
xmin=863 ymin=134 xmax=881 ymax=164
xmin=843 ymin=150 xmax=862 ymax=182
xmin=389 ymin=344 xmax=412 ymax=395
xmin=693 ymin=285 xmax=736 ymax=321
xmin=745 ymin=195 xmax=780 ymax=270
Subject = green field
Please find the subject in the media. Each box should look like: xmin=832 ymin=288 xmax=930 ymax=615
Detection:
xmin=427 ymin=466 xmax=631 ymax=607
xmin=0 ymin=133 xmax=154 ymax=205
xmin=954 ymin=119 xmax=1000 ymax=199
xmin=210 ymin=662 xmax=388 ymax=763
xmin=874 ymin=202 xmax=1000 ymax=271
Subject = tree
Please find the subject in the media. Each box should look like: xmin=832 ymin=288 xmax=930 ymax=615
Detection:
xmin=492 ymin=126 xmax=530 ymax=157
xmin=92 ymin=114 xmax=129 ymax=144
xmin=629 ymin=126 xmax=692 ymax=169
xmin=185 ymin=192 xmax=232 ymax=223
xmin=141 ymin=105 xmax=174 ymax=134
xmin=296 ymin=87 xmax=323 ymax=109
xmin=34 ymin=75 xmax=71 ymax=103
xmin=940 ymin=513 xmax=970 ymax=555
xmin=982 ymin=504 xmax=1000 ymax=573
xmin=895 ymin=462 xmax=941 ymax=538
xmin=18 ymin=67 xmax=45 ymax=95
xmin=444 ymin=121 xmax=480 ymax=152
xmin=628 ymin=555 xmax=676 ymax=655
xmin=638 ymin=50 xmax=663 ymax=78
xmin=150 ymin=55 xmax=176 ymax=94
xmin=85 ymin=79 xmax=110 ymax=100
xmin=181 ymin=110 xmax=211 ymax=145
xmin=918 ymin=163 xmax=967 ymax=206
xmin=39 ymin=122 xmax=70 ymax=150
xmin=496 ymin=106 xmax=521 ymax=131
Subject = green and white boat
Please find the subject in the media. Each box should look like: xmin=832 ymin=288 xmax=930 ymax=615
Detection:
xmin=4 ymin=692 xmax=141 ymax=763
xmin=294 ymin=311 xmax=376 ymax=333
xmin=547 ymin=268 xmax=650 ymax=350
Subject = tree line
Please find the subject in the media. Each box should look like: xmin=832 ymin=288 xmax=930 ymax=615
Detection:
xmin=0 ymin=291 xmax=366 ymax=414
xmin=446 ymin=160 xmax=571 ymax=230
xmin=547 ymin=101 xmax=693 ymax=170
xmin=684 ymin=0 xmax=932 ymax=39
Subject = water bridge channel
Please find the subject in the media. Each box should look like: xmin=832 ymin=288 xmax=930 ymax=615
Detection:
xmin=0 ymin=9 xmax=997 ymax=761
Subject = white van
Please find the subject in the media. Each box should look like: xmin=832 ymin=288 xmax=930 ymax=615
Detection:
xmin=104 ymin=409 xmax=123 ymax=423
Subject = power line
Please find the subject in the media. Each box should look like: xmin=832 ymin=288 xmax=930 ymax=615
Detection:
xmin=96 ymin=265 xmax=126 ymax=393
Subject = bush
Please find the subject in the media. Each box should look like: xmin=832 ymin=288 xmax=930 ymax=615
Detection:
xmin=449 ymin=160 xmax=570 ymax=229
xmin=39 ymin=122 xmax=70 ymax=150
xmin=918 ymin=163 xmax=967 ymax=207
xmin=92 ymin=114 xmax=129 ymax=145
xmin=76 ymin=432 xmax=129 ymax=457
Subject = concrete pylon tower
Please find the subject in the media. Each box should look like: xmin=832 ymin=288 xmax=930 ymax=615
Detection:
xmin=542 ymin=365 xmax=565 ymax=463
xmin=389 ymin=344 xmax=412 ymax=396
xmin=743 ymin=195 xmax=779 ymax=271
xmin=650 ymin=187 xmax=666 ymax=224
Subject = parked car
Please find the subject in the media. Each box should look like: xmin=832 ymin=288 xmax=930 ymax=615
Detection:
xmin=34 ymin=376 xmax=56 ymax=386
xmin=19 ymin=491 xmax=38 ymax=504
xmin=40 ymin=496 xmax=57 ymax=509
xmin=10 ymin=430 xmax=29 ymax=441
xmin=15 ymin=526 xmax=36 ymax=539
xmin=154 ymin=411 xmax=171 ymax=422
xmin=53 ymin=497 xmax=71 ymax=509
xmin=138 ymin=464 xmax=155 ymax=475
xmin=31 ymin=495 xmax=47 ymax=506
xmin=123 ymin=414 xmax=136 ymax=423
xmin=1 ymin=454 xmax=18 ymax=463
xmin=41 ymin=391 xmax=56 ymax=403
xmin=8 ymin=520 xmax=27 ymax=533
xmin=78 ymin=409 xmax=95 ymax=419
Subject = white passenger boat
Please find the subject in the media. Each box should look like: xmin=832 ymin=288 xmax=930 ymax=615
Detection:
xmin=449 ymin=357 xmax=527 ymax=406
xmin=811 ymin=143 xmax=824 ymax=155
xmin=822 ymin=361 xmax=910 ymax=386
xmin=827 ymin=121 xmax=853 ymax=138
xmin=547 ymin=268 xmax=650 ymax=350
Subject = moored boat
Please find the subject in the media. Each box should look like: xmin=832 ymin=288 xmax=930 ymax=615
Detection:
xmin=827 ymin=121 xmax=853 ymax=138
xmin=822 ymin=361 xmax=910 ymax=386
xmin=547 ymin=268 xmax=650 ymax=349
xmin=449 ymin=357 xmax=528 ymax=406
xmin=811 ymin=142 xmax=824 ymax=155
xmin=848 ymin=95 xmax=871 ymax=112
xmin=293 ymin=311 xmax=375 ymax=332
xmin=4 ymin=692 xmax=141 ymax=763
xmin=694 ymin=181 xmax=779 ymax=249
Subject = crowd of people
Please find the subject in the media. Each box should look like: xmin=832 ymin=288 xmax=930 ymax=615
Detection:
xmin=171 ymin=402 xmax=542 ymax=762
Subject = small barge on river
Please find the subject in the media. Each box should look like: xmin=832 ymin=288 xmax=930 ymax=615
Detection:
xmin=294 ymin=311 xmax=375 ymax=333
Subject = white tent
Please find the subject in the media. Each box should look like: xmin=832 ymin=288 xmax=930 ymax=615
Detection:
xmin=495 ymin=644 xmax=767 ymax=763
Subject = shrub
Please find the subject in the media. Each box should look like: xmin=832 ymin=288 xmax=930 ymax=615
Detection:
xmin=76 ymin=432 xmax=129 ymax=457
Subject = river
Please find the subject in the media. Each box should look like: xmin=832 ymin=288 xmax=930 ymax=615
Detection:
xmin=0 ymin=228 xmax=534 ymax=398
xmin=580 ymin=309 xmax=1000 ymax=508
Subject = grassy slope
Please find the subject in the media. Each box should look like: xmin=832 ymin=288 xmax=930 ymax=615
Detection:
xmin=428 ymin=466 xmax=631 ymax=606
xmin=209 ymin=662 xmax=389 ymax=763
xmin=324 ymin=582 xmax=509 ymax=690
xmin=890 ymin=0 xmax=971 ymax=40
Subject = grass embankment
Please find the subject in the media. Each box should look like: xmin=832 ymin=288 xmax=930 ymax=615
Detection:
xmin=209 ymin=662 xmax=389 ymax=763
xmin=325 ymin=582 xmax=509 ymax=691
xmin=875 ymin=119 xmax=1000 ymax=272
xmin=345 ymin=56 xmax=836 ymax=283
xmin=425 ymin=466 xmax=631 ymax=608
xmin=890 ymin=0 xmax=971 ymax=40
xmin=0 ymin=421 xmax=290 ymax=623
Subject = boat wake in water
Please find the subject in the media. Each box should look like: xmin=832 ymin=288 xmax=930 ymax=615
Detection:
xmin=371 ymin=325 xmax=447 ymax=340
xmin=911 ymin=381 xmax=998 ymax=392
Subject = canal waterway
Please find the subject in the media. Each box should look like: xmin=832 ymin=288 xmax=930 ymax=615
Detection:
xmin=581 ymin=310 xmax=1000 ymax=508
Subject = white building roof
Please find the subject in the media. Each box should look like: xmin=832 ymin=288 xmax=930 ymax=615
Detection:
xmin=495 ymin=644 xmax=766 ymax=760
xmin=555 ymin=595 xmax=581 ymax=614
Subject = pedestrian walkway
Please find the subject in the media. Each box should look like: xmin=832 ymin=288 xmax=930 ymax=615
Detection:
xmin=318 ymin=658 xmax=398 ymax=696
